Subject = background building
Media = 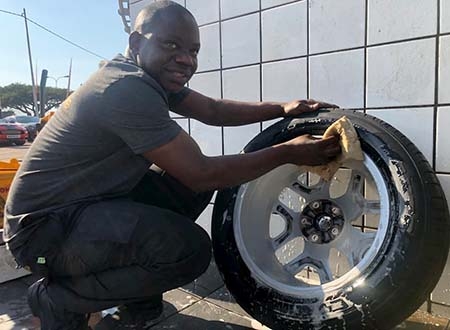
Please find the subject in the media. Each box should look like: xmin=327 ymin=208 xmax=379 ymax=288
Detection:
xmin=119 ymin=0 xmax=450 ymax=318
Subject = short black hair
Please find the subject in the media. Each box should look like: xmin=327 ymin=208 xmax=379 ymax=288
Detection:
xmin=134 ymin=0 xmax=195 ymax=35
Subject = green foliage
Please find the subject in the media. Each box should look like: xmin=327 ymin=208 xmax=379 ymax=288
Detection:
xmin=0 ymin=83 xmax=69 ymax=117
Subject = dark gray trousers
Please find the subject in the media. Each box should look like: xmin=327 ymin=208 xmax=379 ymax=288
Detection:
xmin=17 ymin=170 xmax=213 ymax=314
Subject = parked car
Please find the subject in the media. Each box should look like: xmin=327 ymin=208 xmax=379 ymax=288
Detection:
xmin=2 ymin=115 xmax=40 ymax=142
xmin=0 ymin=120 xmax=28 ymax=145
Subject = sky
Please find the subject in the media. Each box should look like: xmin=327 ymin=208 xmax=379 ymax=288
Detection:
xmin=0 ymin=0 xmax=129 ymax=89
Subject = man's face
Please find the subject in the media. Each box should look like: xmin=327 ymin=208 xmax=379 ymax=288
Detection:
xmin=132 ymin=12 xmax=200 ymax=93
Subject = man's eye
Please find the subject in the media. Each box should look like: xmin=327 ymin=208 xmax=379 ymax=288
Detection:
xmin=165 ymin=42 xmax=178 ymax=49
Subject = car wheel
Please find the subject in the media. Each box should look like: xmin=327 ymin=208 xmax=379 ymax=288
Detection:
xmin=212 ymin=110 xmax=450 ymax=330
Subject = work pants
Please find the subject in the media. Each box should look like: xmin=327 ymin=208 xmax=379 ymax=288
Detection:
xmin=14 ymin=169 xmax=213 ymax=314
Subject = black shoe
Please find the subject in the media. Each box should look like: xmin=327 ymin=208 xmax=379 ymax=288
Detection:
xmin=28 ymin=278 xmax=91 ymax=330
xmin=95 ymin=295 xmax=164 ymax=329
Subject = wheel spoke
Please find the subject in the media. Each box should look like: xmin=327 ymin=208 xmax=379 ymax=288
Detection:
xmin=335 ymin=170 xmax=366 ymax=222
xmin=271 ymin=203 xmax=297 ymax=250
xmin=272 ymin=228 xmax=294 ymax=250
xmin=284 ymin=243 xmax=333 ymax=283
xmin=284 ymin=252 xmax=308 ymax=274
xmin=284 ymin=255 xmax=333 ymax=283
xmin=274 ymin=202 xmax=297 ymax=223
xmin=348 ymin=170 xmax=364 ymax=195
xmin=337 ymin=228 xmax=376 ymax=267
xmin=317 ymin=259 xmax=334 ymax=283
xmin=364 ymin=200 xmax=381 ymax=214
xmin=291 ymin=177 xmax=331 ymax=201
xmin=335 ymin=195 xmax=364 ymax=222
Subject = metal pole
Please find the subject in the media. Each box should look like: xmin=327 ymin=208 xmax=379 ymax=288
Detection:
xmin=23 ymin=8 xmax=38 ymax=116
xmin=67 ymin=58 xmax=72 ymax=98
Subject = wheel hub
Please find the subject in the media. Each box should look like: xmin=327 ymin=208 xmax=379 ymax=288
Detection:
xmin=300 ymin=200 xmax=344 ymax=244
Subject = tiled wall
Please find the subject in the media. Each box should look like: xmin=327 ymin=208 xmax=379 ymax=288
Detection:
xmin=126 ymin=0 xmax=450 ymax=318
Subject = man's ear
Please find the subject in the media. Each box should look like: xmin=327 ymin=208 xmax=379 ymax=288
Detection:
xmin=128 ymin=31 xmax=142 ymax=55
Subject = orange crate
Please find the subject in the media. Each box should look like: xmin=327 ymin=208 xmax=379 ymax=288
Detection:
xmin=0 ymin=159 xmax=20 ymax=230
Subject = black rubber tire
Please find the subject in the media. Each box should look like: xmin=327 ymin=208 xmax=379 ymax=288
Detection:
xmin=212 ymin=109 xmax=450 ymax=330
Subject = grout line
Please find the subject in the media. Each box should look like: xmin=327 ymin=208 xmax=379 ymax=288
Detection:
xmin=218 ymin=0 xmax=225 ymax=156
xmin=429 ymin=0 xmax=441 ymax=311
xmin=363 ymin=0 xmax=368 ymax=114
xmin=306 ymin=0 xmax=310 ymax=99
xmin=197 ymin=0 xmax=302 ymax=27
xmin=259 ymin=0 xmax=263 ymax=133
xmin=430 ymin=300 xmax=450 ymax=308
xmin=195 ymin=32 xmax=440 ymax=76
xmin=432 ymin=0 xmax=441 ymax=171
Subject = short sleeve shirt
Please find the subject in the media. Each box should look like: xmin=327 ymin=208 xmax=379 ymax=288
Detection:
xmin=3 ymin=54 xmax=188 ymax=246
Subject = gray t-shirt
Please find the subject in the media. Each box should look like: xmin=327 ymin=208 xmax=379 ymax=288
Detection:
xmin=3 ymin=54 xmax=187 ymax=247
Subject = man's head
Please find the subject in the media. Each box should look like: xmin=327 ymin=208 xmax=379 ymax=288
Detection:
xmin=128 ymin=1 xmax=200 ymax=93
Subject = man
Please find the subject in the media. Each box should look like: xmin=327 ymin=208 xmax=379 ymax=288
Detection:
xmin=3 ymin=1 xmax=340 ymax=329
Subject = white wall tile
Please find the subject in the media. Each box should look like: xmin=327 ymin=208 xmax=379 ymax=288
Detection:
xmin=221 ymin=0 xmax=259 ymax=19
xmin=224 ymin=125 xmax=261 ymax=154
xmin=174 ymin=118 xmax=189 ymax=132
xmin=222 ymin=65 xmax=261 ymax=154
xmin=440 ymin=36 xmax=450 ymax=104
xmin=262 ymin=1 xmax=307 ymax=61
xmin=262 ymin=58 xmax=307 ymax=102
xmin=368 ymin=0 xmax=437 ymax=44
xmin=197 ymin=23 xmax=221 ymax=72
xmin=130 ymin=1 xmax=186 ymax=29
xmin=309 ymin=0 xmax=365 ymax=53
xmin=186 ymin=0 xmax=219 ymax=25
xmin=186 ymin=70 xmax=220 ymax=139
xmin=169 ymin=0 xmax=185 ymax=5
xmin=442 ymin=0 xmax=450 ymax=33
xmin=130 ymin=1 xmax=149 ymax=28
xmin=438 ymin=174 xmax=450 ymax=220
xmin=437 ymin=107 xmax=450 ymax=172
xmin=262 ymin=0 xmax=295 ymax=9
xmin=367 ymin=39 xmax=435 ymax=107
xmin=432 ymin=234 xmax=450 ymax=307
xmin=434 ymin=174 xmax=450 ymax=308
xmin=222 ymin=14 xmax=260 ymax=68
xmin=367 ymin=108 xmax=434 ymax=164
xmin=262 ymin=118 xmax=282 ymax=129
xmin=196 ymin=204 xmax=213 ymax=237
xmin=222 ymin=65 xmax=260 ymax=102
xmin=189 ymin=71 xmax=221 ymax=99
xmin=191 ymin=120 xmax=222 ymax=156
xmin=310 ymin=49 xmax=364 ymax=108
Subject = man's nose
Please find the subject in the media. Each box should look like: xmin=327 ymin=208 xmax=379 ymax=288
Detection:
xmin=174 ymin=51 xmax=196 ymax=67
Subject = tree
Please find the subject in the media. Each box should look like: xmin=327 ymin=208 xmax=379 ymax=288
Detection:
xmin=0 ymin=83 xmax=68 ymax=117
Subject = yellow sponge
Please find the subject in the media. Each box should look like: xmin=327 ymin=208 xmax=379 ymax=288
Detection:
xmin=302 ymin=116 xmax=364 ymax=181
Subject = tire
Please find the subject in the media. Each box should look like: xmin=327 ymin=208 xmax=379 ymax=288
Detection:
xmin=212 ymin=109 xmax=450 ymax=330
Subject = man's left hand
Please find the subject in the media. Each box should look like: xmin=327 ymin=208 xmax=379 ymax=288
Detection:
xmin=283 ymin=99 xmax=339 ymax=117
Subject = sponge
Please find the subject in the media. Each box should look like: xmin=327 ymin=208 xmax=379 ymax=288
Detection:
xmin=302 ymin=116 xmax=364 ymax=181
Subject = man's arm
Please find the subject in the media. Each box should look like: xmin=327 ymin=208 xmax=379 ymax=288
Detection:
xmin=143 ymin=130 xmax=340 ymax=192
xmin=172 ymin=89 xmax=337 ymax=127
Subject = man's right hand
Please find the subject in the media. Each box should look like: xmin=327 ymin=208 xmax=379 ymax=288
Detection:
xmin=284 ymin=134 xmax=341 ymax=166
xmin=144 ymin=130 xmax=342 ymax=192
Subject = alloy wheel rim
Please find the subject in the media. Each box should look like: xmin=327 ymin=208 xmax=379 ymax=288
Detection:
xmin=233 ymin=153 xmax=389 ymax=297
